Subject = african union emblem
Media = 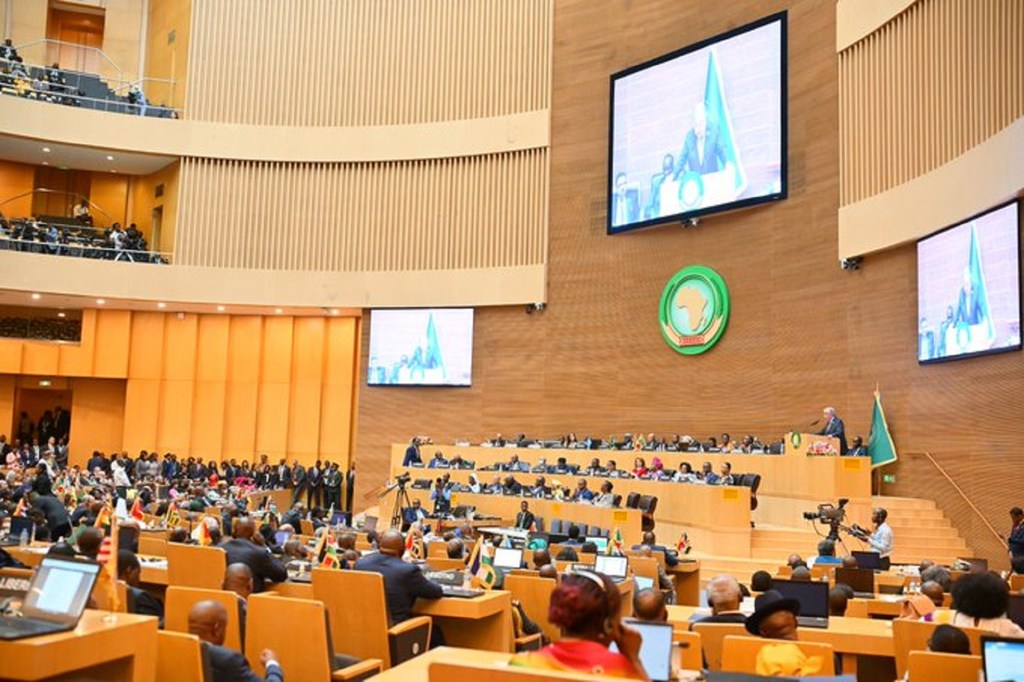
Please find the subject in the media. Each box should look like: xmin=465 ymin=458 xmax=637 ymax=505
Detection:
xmin=658 ymin=265 xmax=730 ymax=355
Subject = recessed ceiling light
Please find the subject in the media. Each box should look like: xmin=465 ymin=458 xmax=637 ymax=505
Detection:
xmin=42 ymin=161 xmax=49 ymax=166
xmin=106 ymin=155 xmax=114 ymax=161
xmin=57 ymin=312 xmax=66 ymax=318
xmin=157 ymin=302 xmax=166 ymax=309
xmin=31 ymin=293 xmax=41 ymax=300
xmin=42 ymin=147 xmax=51 ymax=153
xmin=216 ymin=305 xmax=225 ymax=312
xmin=274 ymin=308 xmax=283 ymax=314
xmin=330 ymin=309 xmax=339 ymax=316
xmin=110 ymin=170 xmax=117 ymax=174
xmin=96 ymin=299 xmax=105 ymax=305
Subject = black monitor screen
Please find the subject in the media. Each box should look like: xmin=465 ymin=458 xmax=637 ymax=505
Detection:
xmin=770 ymin=579 xmax=829 ymax=618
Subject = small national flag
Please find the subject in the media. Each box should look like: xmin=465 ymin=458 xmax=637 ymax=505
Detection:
xmin=465 ymin=536 xmax=482 ymax=568
xmin=94 ymin=504 xmax=112 ymax=528
xmin=96 ymin=522 xmax=120 ymax=612
xmin=471 ymin=542 xmax=497 ymax=590
xmin=528 ymin=520 xmax=537 ymax=533
xmin=312 ymin=530 xmax=328 ymax=563
xmin=165 ymin=503 xmax=180 ymax=528
xmin=868 ymin=388 xmax=899 ymax=469
xmin=320 ymin=545 xmax=340 ymax=570
xmin=191 ymin=517 xmax=213 ymax=546
xmin=676 ymin=531 xmax=691 ymax=555
xmin=12 ymin=496 xmax=27 ymax=518
xmin=130 ymin=498 xmax=145 ymax=521
xmin=607 ymin=528 xmax=624 ymax=556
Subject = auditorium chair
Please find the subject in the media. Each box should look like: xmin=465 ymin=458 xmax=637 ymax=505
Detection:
xmin=166 ymin=544 xmax=226 ymax=589
xmin=164 ymin=586 xmax=244 ymax=651
xmin=612 ymin=494 xmax=623 ymax=507
xmin=739 ymin=473 xmax=761 ymax=516
xmin=672 ymin=630 xmax=703 ymax=671
xmin=691 ymin=622 xmax=747 ymax=670
xmin=138 ymin=532 xmax=168 ymax=556
xmin=906 ymin=651 xmax=981 ymax=681
xmin=892 ymin=618 xmax=987 ymax=679
xmin=625 ymin=492 xmax=641 ymax=509
xmin=503 ymin=573 xmax=560 ymax=644
xmin=156 ymin=631 xmax=205 ymax=682
xmin=638 ymin=495 xmax=658 ymax=531
xmin=426 ymin=557 xmax=466 ymax=571
xmin=300 ymin=519 xmax=315 ymax=536
xmin=721 ymin=635 xmax=835 ymax=675
xmin=312 ymin=569 xmax=430 ymax=670
xmin=1010 ymin=574 xmax=1024 ymax=591
xmin=628 ymin=555 xmax=660 ymax=584
xmin=246 ymin=593 xmax=383 ymax=680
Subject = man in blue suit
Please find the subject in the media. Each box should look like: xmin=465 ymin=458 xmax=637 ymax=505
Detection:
xmin=819 ymin=406 xmax=848 ymax=455
xmin=355 ymin=529 xmax=446 ymax=648
xmin=189 ymin=600 xmax=283 ymax=682
xmin=673 ymin=103 xmax=730 ymax=179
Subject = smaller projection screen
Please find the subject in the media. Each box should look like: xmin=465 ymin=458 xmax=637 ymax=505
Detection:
xmin=608 ymin=12 xmax=787 ymax=234
xmin=917 ymin=201 xmax=1021 ymax=364
xmin=367 ymin=309 xmax=474 ymax=386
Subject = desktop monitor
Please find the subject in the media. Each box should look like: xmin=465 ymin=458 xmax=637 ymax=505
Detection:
xmin=770 ymin=579 xmax=829 ymax=619
xmin=492 ymin=547 xmax=524 ymax=571
xmin=594 ymin=555 xmax=629 ymax=579
xmin=851 ymin=550 xmax=888 ymax=571
xmin=585 ymin=536 xmax=609 ymax=553
xmin=835 ymin=567 xmax=875 ymax=594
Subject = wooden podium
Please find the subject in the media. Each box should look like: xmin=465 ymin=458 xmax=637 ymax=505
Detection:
xmin=785 ymin=432 xmax=840 ymax=456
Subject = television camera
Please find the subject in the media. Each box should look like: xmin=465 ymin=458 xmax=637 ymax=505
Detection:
xmin=802 ymin=498 xmax=853 ymax=542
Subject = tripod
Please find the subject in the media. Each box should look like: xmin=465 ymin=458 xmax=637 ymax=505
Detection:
xmin=390 ymin=483 xmax=412 ymax=530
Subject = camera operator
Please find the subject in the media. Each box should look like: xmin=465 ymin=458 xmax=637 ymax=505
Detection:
xmin=863 ymin=507 xmax=893 ymax=559
xmin=430 ymin=476 xmax=451 ymax=515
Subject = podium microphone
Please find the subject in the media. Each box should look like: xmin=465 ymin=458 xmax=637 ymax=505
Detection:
xmin=808 ymin=419 xmax=820 ymax=428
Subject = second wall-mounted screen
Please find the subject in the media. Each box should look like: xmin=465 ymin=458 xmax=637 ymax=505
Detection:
xmin=367 ymin=308 xmax=474 ymax=386
xmin=608 ymin=12 xmax=787 ymax=234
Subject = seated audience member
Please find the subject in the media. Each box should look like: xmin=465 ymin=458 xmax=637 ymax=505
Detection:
xmin=427 ymin=451 xmax=448 ymax=469
xmin=637 ymin=545 xmax=676 ymax=604
xmin=502 ymin=474 xmax=523 ymax=495
xmin=592 ymin=481 xmax=616 ymax=507
xmin=401 ymin=498 xmax=427 ymax=530
xmin=829 ymin=585 xmax=852 ymax=616
xmin=927 ymin=624 xmax=971 ymax=655
xmin=77 ymin=526 xmax=105 ymax=560
xmin=928 ymin=571 xmax=1024 ymax=636
xmin=745 ymin=590 xmax=824 ymax=676
xmin=529 ymin=476 xmax=551 ymax=497
xmin=631 ymin=531 xmax=679 ymax=567
xmin=570 ymin=479 xmax=594 ymax=502
xmin=563 ymin=525 xmax=584 ymax=545
xmin=189 ymin=600 xmax=282 ymax=682
xmin=168 ymin=527 xmax=190 ymax=544
xmin=511 ymin=570 xmax=645 ymax=677
xmin=716 ymin=462 xmax=735 ymax=486
xmin=921 ymin=581 xmax=945 ymax=608
xmin=692 ymin=574 xmax=745 ymax=624
xmin=532 ymin=548 xmax=552 ymax=569
xmin=786 ymin=554 xmax=805 ymax=569
xmin=223 ymin=562 xmax=254 ymax=645
xmin=810 ymin=539 xmax=843 ymax=567
xmin=282 ymin=539 xmax=308 ymax=561
xmin=446 ymin=539 xmax=465 ymax=560
xmin=555 ymin=546 xmax=579 ymax=562
xmin=222 ymin=517 xmax=288 ymax=592
xmin=631 ymin=457 xmax=648 ymax=479
xmin=673 ymin=462 xmax=697 ymax=483
xmin=355 ymin=529 xmax=445 ymax=648
xmin=921 ymin=565 xmax=953 ymax=593
xmin=633 ymin=588 xmax=668 ymax=622
xmin=846 ymin=436 xmax=868 ymax=456
xmin=47 ymin=540 xmax=77 ymax=558
xmin=538 ymin=564 xmax=559 ymax=580
xmin=580 ymin=541 xmax=598 ymax=555
xmin=751 ymin=570 xmax=773 ymax=593
xmin=841 ymin=555 xmax=858 ymax=569
xmin=117 ymin=549 xmax=164 ymax=626
xmin=790 ymin=565 xmax=812 ymax=582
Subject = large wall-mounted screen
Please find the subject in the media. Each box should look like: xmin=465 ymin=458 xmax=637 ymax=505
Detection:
xmin=608 ymin=12 xmax=787 ymax=234
xmin=917 ymin=201 xmax=1021 ymax=364
xmin=367 ymin=309 xmax=474 ymax=386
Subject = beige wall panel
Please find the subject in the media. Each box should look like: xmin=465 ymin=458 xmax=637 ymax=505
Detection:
xmin=838 ymin=0 xmax=1024 ymax=209
xmin=186 ymin=0 xmax=551 ymax=127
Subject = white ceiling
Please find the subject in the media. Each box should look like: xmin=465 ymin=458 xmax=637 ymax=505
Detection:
xmin=0 ymin=134 xmax=176 ymax=174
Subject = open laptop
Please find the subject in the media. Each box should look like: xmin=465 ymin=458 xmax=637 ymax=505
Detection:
xmin=770 ymin=579 xmax=830 ymax=628
xmin=852 ymin=550 xmax=890 ymax=571
xmin=0 ymin=557 xmax=100 ymax=640
xmin=835 ymin=566 xmax=875 ymax=598
xmin=982 ymin=635 xmax=1024 ymax=682
xmin=585 ymin=536 xmax=609 ymax=553
xmin=492 ymin=547 xmax=523 ymax=570
xmin=1006 ymin=594 xmax=1024 ymax=630
xmin=634 ymin=575 xmax=655 ymax=592
xmin=610 ymin=619 xmax=674 ymax=682
xmin=594 ymin=555 xmax=629 ymax=581
xmin=0 ymin=517 xmax=35 ymax=547
xmin=362 ymin=516 xmax=379 ymax=532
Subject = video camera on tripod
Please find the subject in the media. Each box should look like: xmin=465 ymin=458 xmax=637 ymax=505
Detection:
xmin=802 ymin=498 xmax=849 ymax=541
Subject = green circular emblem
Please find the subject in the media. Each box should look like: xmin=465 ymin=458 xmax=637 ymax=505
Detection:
xmin=790 ymin=432 xmax=802 ymax=448
xmin=658 ymin=265 xmax=730 ymax=355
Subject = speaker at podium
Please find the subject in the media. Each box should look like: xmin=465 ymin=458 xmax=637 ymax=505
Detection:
xmin=785 ymin=432 xmax=840 ymax=456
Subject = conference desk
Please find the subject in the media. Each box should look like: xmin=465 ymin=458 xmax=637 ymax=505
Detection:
xmin=0 ymin=610 xmax=157 ymax=681
xmin=413 ymin=590 xmax=514 ymax=652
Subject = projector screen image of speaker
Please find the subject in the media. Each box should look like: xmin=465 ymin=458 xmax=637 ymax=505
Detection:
xmin=917 ymin=201 xmax=1021 ymax=364
xmin=608 ymin=12 xmax=786 ymax=234
xmin=367 ymin=309 xmax=474 ymax=386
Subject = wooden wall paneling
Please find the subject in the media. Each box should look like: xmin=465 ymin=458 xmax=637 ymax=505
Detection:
xmin=20 ymin=343 xmax=59 ymax=376
xmin=57 ymin=309 xmax=96 ymax=377
xmin=91 ymin=310 xmax=132 ymax=378
xmin=155 ymin=314 xmax=198 ymax=454
xmin=319 ymin=317 xmax=358 ymax=469
xmin=0 ymin=375 xmax=16 ymax=438
xmin=70 ymin=378 xmax=127 ymax=466
xmin=254 ymin=316 xmax=294 ymax=459
xmin=123 ymin=377 xmax=161 ymax=452
xmin=223 ymin=316 xmax=262 ymax=459
xmin=190 ymin=315 xmax=230 ymax=459
xmin=286 ymin=318 xmax=325 ymax=461
xmin=128 ymin=312 xmax=166 ymax=380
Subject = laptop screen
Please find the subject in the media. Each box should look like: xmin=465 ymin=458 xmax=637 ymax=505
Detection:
xmin=851 ymin=551 xmax=883 ymax=570
xmin=492 ymin=547 xmax=523 ymax=570
xmin=275 ymin=530 xmax=293 ymax=546
xmin=595 ymin=555 xmax=629 ymax=579
xmin=23 ymin=558 xmax=100 ymax=624
xmin=835 ymin=567 xmax=874 ymax=594
xmin=1007 ymin=594 xmax=1024 ymax=630
xmin=983 ymin=636 xmax=1024 ymax=682
xmin=634 ymin=576 xmax=655 ymax=591
xmin=9 ymin=516 xmax=34 ymax=540
xmin=586 ymin=536 xmax=609 ymax=553
xmin=770 ymin=579 xmax=829 ymax=618
xmin=611 ymin=620 xmax=673 ymax=682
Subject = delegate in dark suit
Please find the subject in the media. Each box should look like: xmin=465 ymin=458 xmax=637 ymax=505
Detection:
xmin=127 ymin=585 xmax=165 ymax=628
xmin=514 ymin=510 xmax=535 ymax=530
xmin=221 ymin=520 xmax=288 ymax=593
xmin=202 ymin=642 xmax=283 ymax=682
xmin=819 ymin=413 xmax=848 ymax=455
xmin=674 ymin=122 xmax=729 ymax=178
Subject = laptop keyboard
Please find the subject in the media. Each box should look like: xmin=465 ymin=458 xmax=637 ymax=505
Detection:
xmin=0 ymin=617 xmax=64 ymax=637
xmin=441 ymin=586 xmax=484 ymax=599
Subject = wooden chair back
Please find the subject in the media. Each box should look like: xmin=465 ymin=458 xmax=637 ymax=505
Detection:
xmin=892 ymin=618 xmax=987 ymax=678
xmin=311 ymin=569 xmax=390 ymax=665
xmin=426 ymin=557 xmax=466 ymax=571
xmin=156 ymin=631 xmax=206 ymax=682
xmin=427 ymin=541 xmax=448 ymax=557
xmin=844 ymin=599 xmax=869 ymax=618
xmin=245 ymin=593 xmax=333 ymax=680
xmin=0 ymin=567 xmax=34 ymax=580
xmin=690 ymin=622 xmax=747 ymax=671
xmin=628 ymin=556 xmax=660 ymax=582
xmin=300 ymin=519 xmax=315 ymax=536
xmin=428 ymin=661 xmax=603 ymax=682
xmin=672 ymin=629 xmax=702 ymax=671
xmin=139 ymin=533 xmax=169 ymax=556
xmin=503 ymin=573 xmax=559 ymax=643
xmin=624 ymin=548 xmax=666 ymax=570
xmin=166 ymin=543 xmax=226 ymax=589
xmin=92 ymin=575 xmax=128 ymax=612
xmin=1010 ymin=574 xmax=1024 ymax=591
xmin=907 ymin=651 xmax=981 ymax=682
xmin=164 ymin=586 xmax=243 ymax=651
xmin=721 ymin=635 xmax=835 ymax=675
xmin=809 ymin=564 xmax=834 ymax=581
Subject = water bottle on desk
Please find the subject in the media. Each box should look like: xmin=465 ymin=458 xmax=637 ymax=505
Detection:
xmin=19 ymin=528 xmax=29 ymax=546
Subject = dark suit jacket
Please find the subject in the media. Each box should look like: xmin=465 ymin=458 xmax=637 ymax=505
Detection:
xmin=514 ymin=511 xmax=535 ymax=530
xmin=1010 ymin=522 xmax=1024 ymax=557
xmin=675 ymin=124 xmax=729 ymax=177
xmin=202 ymin=642 xmax=283 ymax=682
xmin=221 ymin=539 xmax=288 ymax=592
xmin=820 ymin=417 xmax=849 ymax=454
xmin=353 ymin=552 xmax=443 ymax=625
xmin=127 ymin=585 xmax=165 ymax=628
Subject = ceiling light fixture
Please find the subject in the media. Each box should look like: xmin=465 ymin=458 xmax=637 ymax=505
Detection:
xmin=31 ymin=293 xmax=41 ymax=300
xmin=274 ymin=308 xmax=283 ymax=314
xmin=42 ymin=147 xmax=51 ymax=153
xmin=96 ymin=299 xmax=106 ymax=305
xmin=57 ymin=312 xmax=66 ymax=318
xmin=157 ymin=302 xmax=166 ymax=309
xmin=106 ymin=155 xmax=114 ymax=161
xmin=216 ymin=305 xmax=226 ymax=312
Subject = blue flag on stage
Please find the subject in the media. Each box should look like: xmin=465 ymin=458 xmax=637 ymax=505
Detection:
xmin=703 ymin=50 xmax=746 ymax=192
xmin=967 ymin=223 xmax=994 ymax=340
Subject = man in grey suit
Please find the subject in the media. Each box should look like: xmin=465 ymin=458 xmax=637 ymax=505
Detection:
xmin=189 ymin=600 xmax=283 ymax=682
xmin=819 ymin=406 xmax=849 ymax=455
